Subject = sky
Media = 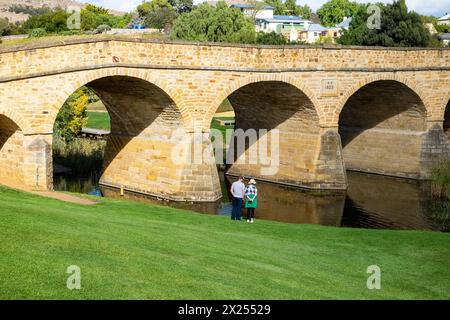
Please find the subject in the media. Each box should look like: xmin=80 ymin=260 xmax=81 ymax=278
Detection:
xmin=89 ymin=0 xmax=449 ymax=17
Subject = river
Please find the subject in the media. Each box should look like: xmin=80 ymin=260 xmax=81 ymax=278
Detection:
xmin=53 ymin=170 xmax=448 ymax=232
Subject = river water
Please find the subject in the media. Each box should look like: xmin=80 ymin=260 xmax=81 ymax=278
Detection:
xmin=54 ymin=170 xmax=449 ymax=232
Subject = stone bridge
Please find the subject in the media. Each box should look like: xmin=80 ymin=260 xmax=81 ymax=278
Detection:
xmin=0 ymin=37 xmax=449 ymax=201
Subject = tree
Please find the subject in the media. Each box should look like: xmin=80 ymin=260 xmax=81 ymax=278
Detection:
xmin=138 ymin=0 xmax=172 ymax=17
xmin=317 ymin=0 xmax=361 ymax=27
xmin=0 ymin=17 xmax=8 ymax=36
xmin=297 ymin=4 xmax=312 ymax=19
xmin=55 ymin=88 xmax=89 ymax=142
xmin=171 ymin=2 xmax=256 ymax=44
xmin=84 ymin=4 xmax=109 ymax=15
xmin=81 ymin=9 xmax=97 ymax=31
xmin=338 ymin=0 xmax=431 ymax=47
xmin=22 ymin=9 xmax=70 ymax=33
xmin=256 ymin=31 xmax=287 ymax=44
xmin=284 ymin=0 xmax=300 ymax=16
xmin=146 ymin=6 xmax=178 ymax=31
xmin=138 ymin=0 xmax=177 ymax=29
xmin=264 ymin=0 xmax=285 ymax=15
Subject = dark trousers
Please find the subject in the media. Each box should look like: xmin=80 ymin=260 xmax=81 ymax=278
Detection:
xmin=231 ymin=197 xmax=243 ymax=220
xmin=246 ymin=208 xmax=255 ymax=220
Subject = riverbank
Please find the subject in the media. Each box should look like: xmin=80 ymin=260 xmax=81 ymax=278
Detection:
xmin=0 ymin=185 xmax=448 ymax=300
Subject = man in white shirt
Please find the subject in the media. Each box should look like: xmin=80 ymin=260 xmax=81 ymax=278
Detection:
xmin=230 ymin=176 xmax=245 ymax=221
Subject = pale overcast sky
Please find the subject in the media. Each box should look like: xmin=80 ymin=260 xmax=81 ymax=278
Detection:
xmin=89 ymin=0 xmax=449 ymax=17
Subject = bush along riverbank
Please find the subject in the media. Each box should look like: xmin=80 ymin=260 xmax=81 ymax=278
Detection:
xmin=53 ymin=135 xmax=106 ymax=177
xmin=429 ymin=160 xmax=450 ymax=231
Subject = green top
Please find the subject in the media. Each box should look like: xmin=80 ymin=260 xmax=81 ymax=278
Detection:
xmin=245 ymin=194 xmax=258 ymax=209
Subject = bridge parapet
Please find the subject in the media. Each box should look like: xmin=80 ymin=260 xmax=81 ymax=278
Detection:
xmin=0 ymin=38 xmax=449 ymax=82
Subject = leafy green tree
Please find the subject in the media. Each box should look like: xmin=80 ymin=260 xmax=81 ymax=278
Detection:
xmin=138 ymin=0 xmax=173 ymax=17
xmin=146 ymin=7 xmax=177 ymax=31
xmin=317 ymin=0 xmax=361 ymax=26
xmin=338 ymin=0 xmax=431 ymax=47
xmin=256 ymin=31 xmax=287 ymax=44
xmin=84 ymin=4 xmax=110 ymax=15
xmin=284 ymin=0 xmax=300 ymax=16
xmin=81 ymin=9 xmax=97 ymax=31
xmin=0 ymin=17 xmax=9 ymax=36
xmin=138 ymin=0 xmax=177 ymax=29
xmin=297 ymin=4 xmax=312 ymax=19
xmin=265 ymin=0 xmax=286 ymax=15
xmin=171 ymin=2 xmax=256 ymax=44
xmin=55 ymin=88 xmax=89 ymax=142
xmin=22 ymin=9 xmax=70 ymax=33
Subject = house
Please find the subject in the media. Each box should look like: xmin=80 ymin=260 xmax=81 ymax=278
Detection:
xmin=230 ymin=3 xmax=312 ymax=35
xmin=437 ymin=13 xmax=450 ymax=25
xmin=230 ymin=2 xmax=352 ymax=44
xmin=439 ymin=33 xmax=450 ymax=46
xmin=299 ymin=24 xmax=329 ymax=43
xmin=230 ymin=4 xmax=275 ymax=20
xmin=256 ymin=15 xmax=312 ymax=34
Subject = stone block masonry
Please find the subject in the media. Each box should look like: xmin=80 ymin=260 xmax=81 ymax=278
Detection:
xmin=0 ymin=38 xmax=448 ymax=201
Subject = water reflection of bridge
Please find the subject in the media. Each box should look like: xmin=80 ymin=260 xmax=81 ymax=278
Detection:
xmin=100 ymin=172 xmax=440 ymax=231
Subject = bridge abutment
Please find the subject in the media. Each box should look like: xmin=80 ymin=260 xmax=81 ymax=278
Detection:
xmin=23 ymin=134 xmax=53 ymax=190
xmin=99 ymin=131 xmax=222 ymax=202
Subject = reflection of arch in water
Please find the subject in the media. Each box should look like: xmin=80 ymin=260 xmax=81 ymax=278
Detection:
xmin=224 ymin=176 xmax=346 ymax=226
xmin=341 ymin=172 xmax=436 ymax=231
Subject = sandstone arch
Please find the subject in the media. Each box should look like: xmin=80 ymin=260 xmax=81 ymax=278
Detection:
xmin=50 ymin=73 xmax=220 ymax=201
xmin=205 ymin=74 xmax=322 ymax=130
xmin=47 ymin=68 xmax=190 ymax=133
xmin=334 ymin=74 xmax=430 ymax=124
xmin=338 ymin=79 xmax=429 ymax=178
xmin=0 ymin=113 xmax=25 ymax=185
xmin=209 ymin=80 xmax=346 ymax=190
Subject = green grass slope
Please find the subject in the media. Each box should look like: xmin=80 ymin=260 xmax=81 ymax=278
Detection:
xmin=0 ymin=186 xmax=448 ymax=300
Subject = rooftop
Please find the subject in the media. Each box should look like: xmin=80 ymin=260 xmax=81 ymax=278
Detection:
xmin=260 ymin=15 xmax=309 ymax=23
xmin=308 ymin=24 xmax=328 ymax=32
xmin=438 ymin=13 xmax=450 ymax=21
xmin=230 ymin=4 xmax=274 ymax=10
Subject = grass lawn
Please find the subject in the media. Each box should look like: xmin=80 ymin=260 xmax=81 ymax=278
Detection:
xmin=0 ymin=185 xmax=449 ymax=300
xmin=85 ymin=111 xmax=110 ymax=131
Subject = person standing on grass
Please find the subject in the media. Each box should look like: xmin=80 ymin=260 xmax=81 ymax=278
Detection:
xmin=230 ymin=176 xmax=245 ymax=221
xmin=245 ymin=179 xmax=258 ymax=224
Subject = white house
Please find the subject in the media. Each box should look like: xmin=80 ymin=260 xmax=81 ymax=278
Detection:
xmin=256 ymin=15 xmax=312 ymax=34
xmin=438 ymin=13 xmax=450 ymax=25
xmin=301 ymin=24 xmax=329 ymax=43
xmin=439 ymin=33 xmax=450 ymax=47
xmin=230 ymin=4 xmax=274 ymax=20
xmin=230 ymin=3 xmax=312 ymax=36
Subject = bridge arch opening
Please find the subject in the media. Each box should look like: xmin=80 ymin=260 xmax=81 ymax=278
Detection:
xmin=210 ymin=80 xmax=345 ymax=190
xmin=338 ymin=80 xmax=427 ymax=178
xmin=0 ymin=114 xmax=25 ymax=185
xmin=52 ymin=75 xmax=197 ymax=199
xmin=443 ymin=100 xmax=450 ymax=140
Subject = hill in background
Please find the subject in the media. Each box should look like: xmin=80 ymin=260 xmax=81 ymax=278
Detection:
xmin=0 ymin=0 xmax=124 ymax=23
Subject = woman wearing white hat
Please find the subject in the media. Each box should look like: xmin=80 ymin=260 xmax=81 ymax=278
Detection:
xmin=245 ymin=179 xmax=258 ymax=223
